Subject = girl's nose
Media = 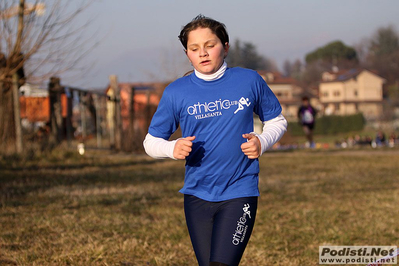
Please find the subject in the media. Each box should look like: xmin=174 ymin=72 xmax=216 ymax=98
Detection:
xmin=199 ymin=48 xmax=208 ymax=57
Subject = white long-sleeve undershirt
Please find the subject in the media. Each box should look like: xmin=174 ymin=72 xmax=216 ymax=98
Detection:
xmin=143 ymin=114 xmax=287 ymax=159
xmin=143 ymin=134 xmax=179 ymax=159
xmin=250 ymin=114 xmax=287 ymax=155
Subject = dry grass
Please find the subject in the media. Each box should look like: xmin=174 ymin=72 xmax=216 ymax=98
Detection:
xmin=1 ymin=148 xmax=398 ymax=265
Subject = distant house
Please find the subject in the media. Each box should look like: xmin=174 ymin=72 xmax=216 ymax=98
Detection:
xmin=319 ymin=69 xmax=386 ymax=120
xmin=257 ymin=71 xmax=304 ymax=120
xmin=19 ymin=83 xmax=67 ymax=127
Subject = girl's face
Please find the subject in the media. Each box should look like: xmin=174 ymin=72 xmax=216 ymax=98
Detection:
xmin=186 ymin=27 xmax=229 ymax=75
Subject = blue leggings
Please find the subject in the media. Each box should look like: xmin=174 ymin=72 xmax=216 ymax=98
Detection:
xmin=184 ymin=195 xmax=258 ymax=266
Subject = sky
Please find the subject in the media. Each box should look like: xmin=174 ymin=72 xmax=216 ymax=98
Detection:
xmin=64 ymin=0 xmax=399 ymax=89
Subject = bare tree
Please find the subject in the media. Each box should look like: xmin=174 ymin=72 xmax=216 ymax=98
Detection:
xmin=226 ymin=39 xmax=278 ymax=71
xmin=367 ymin=25 xmax=399 ymax=85
xmin=0 ymin=0 xmax=97 ymax=150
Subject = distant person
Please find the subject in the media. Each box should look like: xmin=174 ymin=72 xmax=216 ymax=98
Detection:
xmin=375 ymin=130 xmax=386 ymax=146
xmin=297 ymin=96 xmax=317 ymax=148
xmin=143 ymin=15 xmax=287 ymax=266
xmin=388 ymin=132 xmax=397 ymax=147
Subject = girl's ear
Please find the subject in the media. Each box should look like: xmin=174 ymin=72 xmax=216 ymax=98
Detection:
xmin=184 ymin=49 xmax=191 ymax=64
xmin=224 ymin=42 xmax=230 ymax=58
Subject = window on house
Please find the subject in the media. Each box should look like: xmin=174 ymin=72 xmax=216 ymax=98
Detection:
xmin=333 ymin=91 xmax=340 ymax=97
xmin=276 ymin=92 xmax=289 ymax=98
xmin=354 ymin=90 xmax=358 ymax=97
xmin=322 ymin=91 xmax=329 ymax=97
xmin=335 ymin=103 xmax=340 ymax=111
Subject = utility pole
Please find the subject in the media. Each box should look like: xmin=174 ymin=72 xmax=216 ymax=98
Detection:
xmin=129 ymin=86 xmax=135 ymax=151
xmin=107 ymin=87 xmax=115 ymax=149
xmin=65 ymin=87 xmax=73 ymax=147
xmin=93 ymin=94 xmax=102 ymax=148
xmin=109 ymin=75 xmax=121 ymax=151
xmin=49 ymin=77 xmax=63 ymax=144
xmin=146 ymin=89 xmax=151 ymax=132
xmin=79 ymin=91 xmax=87 ymax=140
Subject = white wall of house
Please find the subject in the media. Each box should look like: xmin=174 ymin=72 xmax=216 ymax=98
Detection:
xmin=319 ymin=70 xmax=385 ymax=119
xmin=268 ymin=84 xmax=294 ymax=100
xmin=320 ymin=82 xmax=345 ymax=103
xmin=357 ymin=71 xmax=384 ymax=101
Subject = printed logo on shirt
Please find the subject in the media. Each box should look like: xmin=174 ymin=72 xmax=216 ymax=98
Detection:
xmin=186 ymin=97 xmax=251 ymax=120
xmin=232 ymin=203 xmax=251 ymax=246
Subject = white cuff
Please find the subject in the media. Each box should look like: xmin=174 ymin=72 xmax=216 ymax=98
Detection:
xmin=252 ymin=114 xmax=287 ymax=155
xmin=143 ymin=133 xmax=178 ymax=159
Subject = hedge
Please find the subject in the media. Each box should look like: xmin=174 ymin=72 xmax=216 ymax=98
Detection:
xmin=288 ymin=113 xmax=365 ymax=136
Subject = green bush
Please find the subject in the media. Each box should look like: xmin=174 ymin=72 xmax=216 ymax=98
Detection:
xmin=289 ymin=113 xmax=365 ymax=136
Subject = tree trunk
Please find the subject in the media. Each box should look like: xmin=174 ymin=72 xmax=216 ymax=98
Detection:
xmin=0 ymin=81 xmax=15 ymax=151
xmin=12 ymin=74 xmax=23 ymax=153
xmin=0 ymin=80 xmax=4 ymax=150
xmin=14 ymin=0 xmax=25 ymax=54
xmin=0 ymin=0 xmax=25 ymax=153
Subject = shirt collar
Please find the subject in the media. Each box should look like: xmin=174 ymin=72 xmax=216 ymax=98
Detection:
xmin=194 ymin=61 xmax=227 ymax=81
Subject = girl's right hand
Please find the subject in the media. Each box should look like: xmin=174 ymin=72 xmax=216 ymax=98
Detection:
xmin=173 ymin=136 xmax=196 ymax=159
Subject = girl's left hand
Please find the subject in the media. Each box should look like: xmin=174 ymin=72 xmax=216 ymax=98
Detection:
xmin=241 ymin=134 xmax=261 ymax=159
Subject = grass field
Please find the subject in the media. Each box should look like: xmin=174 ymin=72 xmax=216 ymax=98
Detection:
xmin=1 ymin=148 xmax=398 ymax=266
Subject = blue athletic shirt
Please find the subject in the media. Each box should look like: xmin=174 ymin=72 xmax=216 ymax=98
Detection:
xmin=148 ymin=67 xmax=282 ymax=202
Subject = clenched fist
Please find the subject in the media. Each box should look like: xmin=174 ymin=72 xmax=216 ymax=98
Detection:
xmin=241 ymin=134 xmax=261 ymax=159
xmin=173 ymin=136 xmax=196 ymax=160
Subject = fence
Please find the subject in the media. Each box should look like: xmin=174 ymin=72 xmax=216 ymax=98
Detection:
xmin=3 ymin=75 xmax=162 ymax=155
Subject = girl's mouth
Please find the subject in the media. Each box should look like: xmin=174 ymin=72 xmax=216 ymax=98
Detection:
xmin=200 ymin=60 xmax=211 ymax=65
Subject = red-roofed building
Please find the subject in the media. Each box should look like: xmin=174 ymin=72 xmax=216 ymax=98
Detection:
xmin=19 ymin=83 xmax=68 ymax=126
xmin=105 ymin=82 xmax=165 ymax=136
xmin=257 ymin=71 xmax=305 ymax=120
xmin=319 ymin=68 xmax=386 ymax=119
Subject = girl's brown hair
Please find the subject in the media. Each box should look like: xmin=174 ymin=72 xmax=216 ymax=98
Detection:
xmin=178 ymin=14 xmax=229 ymax=50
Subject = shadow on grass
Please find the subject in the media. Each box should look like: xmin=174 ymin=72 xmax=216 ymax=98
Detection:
xmin=0 ymin=155 xmax=183 ymax=205
xmin=0 ymin=156 xmax=159 ymax=171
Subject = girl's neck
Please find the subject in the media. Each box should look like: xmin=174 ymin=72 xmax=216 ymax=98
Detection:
xmin=194 ymin=61 xmax=227 ymax=81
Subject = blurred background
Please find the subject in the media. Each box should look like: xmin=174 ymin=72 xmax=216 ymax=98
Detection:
xmin=1 ymin=0 xmax=399 ymax=154
xmin=1 ymin=1 xmax=399 ymax=265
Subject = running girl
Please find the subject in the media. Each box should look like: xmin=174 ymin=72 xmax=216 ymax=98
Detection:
xmin=143 ymin=15 xmax=287 ymax=266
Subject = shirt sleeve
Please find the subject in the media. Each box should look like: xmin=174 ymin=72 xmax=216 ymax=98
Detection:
xmin=253 ymin=75 xmax=282 ymax=122
xmin=148 ymin=87 xmax=180 ymax=140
